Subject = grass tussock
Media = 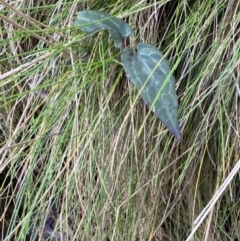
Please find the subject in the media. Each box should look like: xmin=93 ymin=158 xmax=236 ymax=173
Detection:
xmin=0 ymin=0 xmax=240 ymax=240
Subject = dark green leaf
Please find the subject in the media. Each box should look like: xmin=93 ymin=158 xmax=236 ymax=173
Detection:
xmin=121 ymin=44 xmax=182 ymax=142
xmin=75 ymin=10 xmax=132 ymax=48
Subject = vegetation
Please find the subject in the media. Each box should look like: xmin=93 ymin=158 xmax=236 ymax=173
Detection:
xmin=0 ymin=0 xmax=239 ymax=240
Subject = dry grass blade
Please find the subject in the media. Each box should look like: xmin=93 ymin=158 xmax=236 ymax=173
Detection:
xmin=186 ymin=159 xmax=240 ymax=241
xmin=0 ymin=52 xmax=53 ymax=81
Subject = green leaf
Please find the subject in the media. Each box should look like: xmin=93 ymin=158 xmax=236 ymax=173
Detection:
xmin=75 ymin=10 xmax=132 ymax=48
xmin=121 ymin=44 xmax=182 ymax=142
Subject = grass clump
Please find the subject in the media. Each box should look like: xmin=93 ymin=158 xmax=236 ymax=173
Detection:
xmin=0 ymin=0 xmax=240 ymax=240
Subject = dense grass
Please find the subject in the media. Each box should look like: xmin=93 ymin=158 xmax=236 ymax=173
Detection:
xmin=0 ymin=0 xmax=240 ymax=240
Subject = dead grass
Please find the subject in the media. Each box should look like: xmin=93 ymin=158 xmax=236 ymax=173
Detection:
xmin=0 ymin=0 xmax=240 ymax=240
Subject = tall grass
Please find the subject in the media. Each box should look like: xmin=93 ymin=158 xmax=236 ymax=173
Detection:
xmin=0 ymin=0 xmax=240 ymax=240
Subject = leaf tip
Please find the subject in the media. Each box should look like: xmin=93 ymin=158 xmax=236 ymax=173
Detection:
xmin=169 ymin=125 xmax=183 ymax=143
xmin=176 ymin=133 xmax=183 ymax=143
